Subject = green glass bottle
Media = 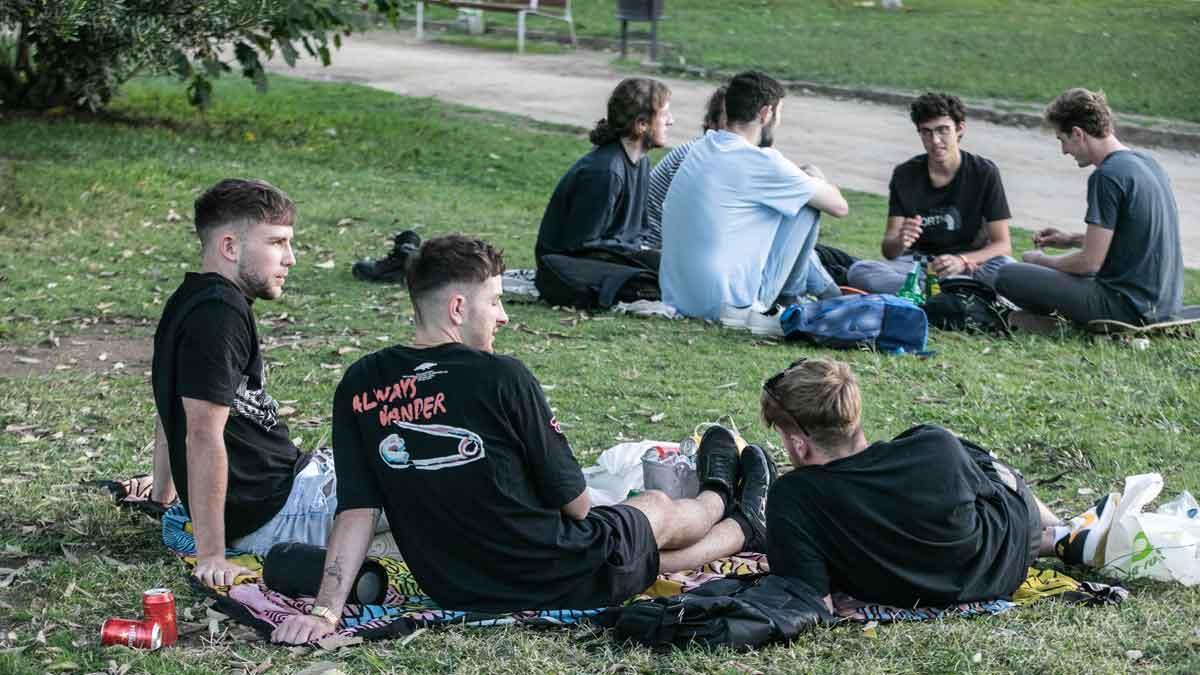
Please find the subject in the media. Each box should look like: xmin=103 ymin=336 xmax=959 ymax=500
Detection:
xmin=897 ymin=260 xmax=925 ymax=305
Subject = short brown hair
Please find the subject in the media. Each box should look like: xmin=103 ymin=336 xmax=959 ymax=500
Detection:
xmin=702 ymin=86 xmax=727 ymax=132
xmin=406 ymin=234 xmax=506 ymax=320
xmin=760 ymin=358 xmax=862 ymax=448
xmin=194 ymin=178 xmax=295 ymax=244
xmin=589 ymin=78 xmax=671 ymax=146
xmin=1044 ymin=88 xmax=1113 ymax=138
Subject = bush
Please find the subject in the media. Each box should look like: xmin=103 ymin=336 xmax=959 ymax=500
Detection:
xmin=0 ymin=0 xmax=403 ymax=112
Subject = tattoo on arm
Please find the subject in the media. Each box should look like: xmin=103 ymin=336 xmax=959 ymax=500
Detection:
xmin=324 ymin=557 xmax=345 ymax=589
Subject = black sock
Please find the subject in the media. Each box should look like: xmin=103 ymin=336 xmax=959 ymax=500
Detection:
xmin=702 ymin=485 xmax=730 ymax=514
xmin=729 ymin=511 xmax=756 ymax=548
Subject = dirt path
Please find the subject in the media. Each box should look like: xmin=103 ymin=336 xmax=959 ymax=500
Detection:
xmin=276 ymin=33 xmax=1200 ymax=267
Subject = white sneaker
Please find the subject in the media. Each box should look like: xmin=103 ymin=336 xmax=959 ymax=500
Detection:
xmin=719 ymin=303 xmax=752 ymax=330
xmin=747 ymin=305 xmax=785 ymax=337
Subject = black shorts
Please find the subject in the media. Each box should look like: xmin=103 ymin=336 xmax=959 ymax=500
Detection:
xmin=972 ymin=450 xmax=1042 ymax=568
xmin=546 ymin=504 xmax=660 ymax=609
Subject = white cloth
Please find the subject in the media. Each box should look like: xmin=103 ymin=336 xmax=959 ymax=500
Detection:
xmin=660 ymin=131 xmax=821 ymax=320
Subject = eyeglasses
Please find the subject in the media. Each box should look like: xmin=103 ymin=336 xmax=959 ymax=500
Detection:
xmin=917 ymin=125 xmax=956 ymax=140
xmin=762 ymin=358 xmax=809 ymax=436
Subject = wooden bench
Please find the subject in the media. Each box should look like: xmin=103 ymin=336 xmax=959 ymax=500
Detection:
xmin=415 ymin=0 xmax=577 ymax=53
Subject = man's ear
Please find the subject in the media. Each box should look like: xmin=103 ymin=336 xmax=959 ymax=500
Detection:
xmin=956 ymin=120 xmax=966 ymax=140
xmin=759 ymin=104 xmax=773 ymax=125
xmin=447 ymin=292 xmax=467 ymax=326
xmin=217 ymin=229 xmax=239 ymax=264
xmin=784 ymin=430 xmax=809 ymax=467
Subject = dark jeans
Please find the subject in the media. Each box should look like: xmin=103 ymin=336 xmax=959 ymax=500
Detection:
xmin=576 ymin=247 xmax=661 ymax=272
xmin=995 ymin=263 xmax=1141 ymax=325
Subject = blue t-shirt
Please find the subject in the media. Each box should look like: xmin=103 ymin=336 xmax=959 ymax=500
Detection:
xmin=659 ymin=131 xmax=817 ymax=320
xmin=1086 ymin=149 xmax=1183 ymax=322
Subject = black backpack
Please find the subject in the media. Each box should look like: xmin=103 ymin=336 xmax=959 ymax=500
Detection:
xmin=597 ymin=574 xmax=832 ymax=651
xmin=923 ymin=277 xmax=1016 ymax=335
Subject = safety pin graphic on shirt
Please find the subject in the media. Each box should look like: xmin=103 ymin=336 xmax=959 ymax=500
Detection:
xmin=378 ymin=422 xmax=486 ymax=470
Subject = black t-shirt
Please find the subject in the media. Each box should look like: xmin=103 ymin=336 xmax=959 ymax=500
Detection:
xmin=333 ymin=343 xmax=617 ymax=613
xmin=766 ymin=425 xmax=1030 ymax=607
xmin=151 ymin=273 xmax=302 ymax=541
xmin=1087 ymin=150 xmax=1184 ymax=322
xmin=887 ymin=151 xmax=1011 ymax=255
xmin=535 ymin=141 xmax=650 ymax=262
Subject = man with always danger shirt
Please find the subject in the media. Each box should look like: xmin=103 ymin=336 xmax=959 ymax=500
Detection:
xmin=847 ymin=92 xmax=1014 ymax=293
xmin=272 ymin=235 xmax=773 ymax=644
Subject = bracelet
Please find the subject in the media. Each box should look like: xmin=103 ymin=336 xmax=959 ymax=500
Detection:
xmin=309 ymin=605 xmax=340 ymax=626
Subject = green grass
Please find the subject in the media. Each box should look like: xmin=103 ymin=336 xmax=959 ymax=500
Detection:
xmin=2 ymin=75 xmax=1200 ymax=673
xmin=419 ymin=0 xmax=1200 ymax=123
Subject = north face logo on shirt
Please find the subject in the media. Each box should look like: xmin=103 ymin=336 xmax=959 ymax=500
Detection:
xmin=414 ymin=362 xmax=438 ymax=372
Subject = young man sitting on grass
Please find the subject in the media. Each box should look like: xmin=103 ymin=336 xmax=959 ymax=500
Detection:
xmin=272 ymin=235 xmax=776 ymax=644
xmin=534 ymin=77 xmax=672 ymax=287
xmin=761 ymin=358 xmax=1113 ymax=610
xmin=996 ymin=87 xmax=1183 ymax=332
xmin=846 ymin=92 xmax=1014 ymax=294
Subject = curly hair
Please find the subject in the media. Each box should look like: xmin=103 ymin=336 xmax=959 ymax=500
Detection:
xmin=724 ymin=71 xmax=785 ymax=125
xmin=1044 ymin=88 xmax=1113 ymax=138
xmin=702 ymin=86 xmax=728 ymax=132
xmin=588 ymin=78 xmax=671 ymax=146
xmin=909 ymin=92 xmax=966 ymax=127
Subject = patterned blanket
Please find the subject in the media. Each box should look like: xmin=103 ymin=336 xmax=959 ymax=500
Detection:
xmin=103 ymin=477 xmax=1122 ymax=644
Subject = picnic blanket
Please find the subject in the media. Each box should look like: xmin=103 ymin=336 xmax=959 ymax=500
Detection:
xmin=102 ymin=477 xmax=1124 ymax=645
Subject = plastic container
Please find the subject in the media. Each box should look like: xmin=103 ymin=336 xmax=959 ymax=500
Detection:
xmin=641 ymin=445 xmax=699 ymax=499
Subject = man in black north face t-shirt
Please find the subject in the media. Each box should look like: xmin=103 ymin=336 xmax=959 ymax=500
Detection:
xmin=847 ymin=92 xmax=1014 ymax=294
xmin=273 ymin=235 xmax=775 ymax=645
xmin=759 ymin=358 xmax=1087 ymax=610
xmin=151 ymin=179 xmax=339 ymax=589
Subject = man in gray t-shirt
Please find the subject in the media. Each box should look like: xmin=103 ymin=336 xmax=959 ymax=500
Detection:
xmin=996 ymin=88 xmax=1183 ymax=330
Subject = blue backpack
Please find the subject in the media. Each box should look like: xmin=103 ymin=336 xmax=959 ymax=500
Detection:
xmin=779 ymin=294 xmax=928 ymax=353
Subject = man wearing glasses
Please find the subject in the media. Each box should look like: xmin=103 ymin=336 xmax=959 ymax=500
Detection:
xmin=759 ymin=358 xmax=1112 ymax=610
xmin=847 ymin=92 xmax=1014 ymax=294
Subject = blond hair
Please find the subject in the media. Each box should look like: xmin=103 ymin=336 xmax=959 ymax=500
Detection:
xmin=760 ymin=358 xmax=862 ymax=448
xmin=1044 ymin=88 xmax=1113 ymax=138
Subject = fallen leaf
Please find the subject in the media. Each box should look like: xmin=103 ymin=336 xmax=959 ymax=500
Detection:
xmin=247 ymin=656 xmax=274 ymax=675
xmin=277 ymin=406 xmax=297 ymax=417
xmin=335 ymin=217 xmax=355 ymax=227
xmin=336 ymin=346 xmax=360 ymax=355
xmin=315 ymin=259 xmax=336 ymax=270
xmin=12 ymin=356 xmax=40 ymax=365
xmin=1125 ymin=649 xmax=1144 ymax=660
xmin=294 ymin=661 xmax=347 ymax=675
xmin=649 ymin=412 xmax=665 ymax=423
xmin=862 ymin=620 xmax=878 ymax=639
xmin=45 ymin=662 xmax=80 ymax=672
xmin=715 ymin=382 xmax=738 ymax=389
xmin=319 ymin=363 xmax=342 ymax=370
xmin=96 ymin=302 xmax=114 ymax=310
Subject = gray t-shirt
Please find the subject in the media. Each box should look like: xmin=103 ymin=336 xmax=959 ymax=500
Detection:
xmin=1087 ymin=150 xmax=1183 ymax=322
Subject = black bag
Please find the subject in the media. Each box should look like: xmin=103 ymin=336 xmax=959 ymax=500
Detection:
xmin=923 ymin=277 xmax=1016 ymax=335
xmin=814 ymin=244 xmax=860 ymax=287
xmin=597 ymin=574 xmax=832 ymax=651
xmin=535 ymin=254 xmax=659 ymax=311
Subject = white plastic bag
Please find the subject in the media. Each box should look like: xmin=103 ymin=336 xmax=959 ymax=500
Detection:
xmin=584 ymin=440 xmax=672 ymax=506
xmin=1104 ymin=473 xmax=1200 ymax=586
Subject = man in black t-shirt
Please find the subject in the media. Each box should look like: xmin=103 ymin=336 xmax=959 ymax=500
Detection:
xmin=996 ymin=88 xmax=1183 ymax=332
xmin=847 ymin=92 xmax=1014 ymax=294
xmin=759 ymin=358 xmax=1087 ymax=610
xmin=151 ymin=179 xmax=339 ymax=588
xmin=273 ymin=235 xmax=773 ymax=644
xmin=534 ymin=78 xmax=673 ymax=293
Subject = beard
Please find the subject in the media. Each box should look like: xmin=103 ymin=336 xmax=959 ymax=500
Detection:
xmin=759 ymin=108 xmax=779 ymax=148
xmin=236 ymin=259 xmax=280 ymax=300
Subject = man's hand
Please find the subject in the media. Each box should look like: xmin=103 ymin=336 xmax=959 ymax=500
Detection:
xmin=931 ymin=254 xmax=966 ymax=276
xmin=193 ymin=555 xmax=252 ymax=588
xmin=799 ymin=163 xmax=826 ymax=181
xmin=1022 ymin=249 xmax=1047 ymax=265
xmin=898 ymin=217 xmax=923 ymax=249
xmin=1032 ymin=227 xmax=1074 ymax=249
xmin=272 ymin=614 xmax=338 ymax=645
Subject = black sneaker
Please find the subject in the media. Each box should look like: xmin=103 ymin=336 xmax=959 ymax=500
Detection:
xmin=696 ymin=425 xmax=741 ymax=510
xmin=352 ymin=230 xmax=421 ymax=283
xmin=732 ymin=444 xmax=777 ymax=553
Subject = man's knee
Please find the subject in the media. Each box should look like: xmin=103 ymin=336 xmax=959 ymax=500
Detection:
xmin=623 ymin=489 xmax=673 ymax=533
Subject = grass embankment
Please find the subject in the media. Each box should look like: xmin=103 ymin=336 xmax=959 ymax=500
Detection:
xmin=0 ymin=76 xmax=1198 ymax=673
xmin=421 ymin=0 xmax=1200 ymax=123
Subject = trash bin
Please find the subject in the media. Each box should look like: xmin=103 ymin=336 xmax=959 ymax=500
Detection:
xmin=615 ymin=0 xmax=665 ymax=62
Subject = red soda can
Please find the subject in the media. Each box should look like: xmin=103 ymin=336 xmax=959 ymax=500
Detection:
xmin=142 ymin=588 xmax=178 ymax=646
xmin=100 ymin=618 xmax=162 ymax=650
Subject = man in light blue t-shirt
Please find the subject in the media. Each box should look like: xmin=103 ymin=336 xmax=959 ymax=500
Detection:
xmin=659 ymin=71 xmax=850 ymax=330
